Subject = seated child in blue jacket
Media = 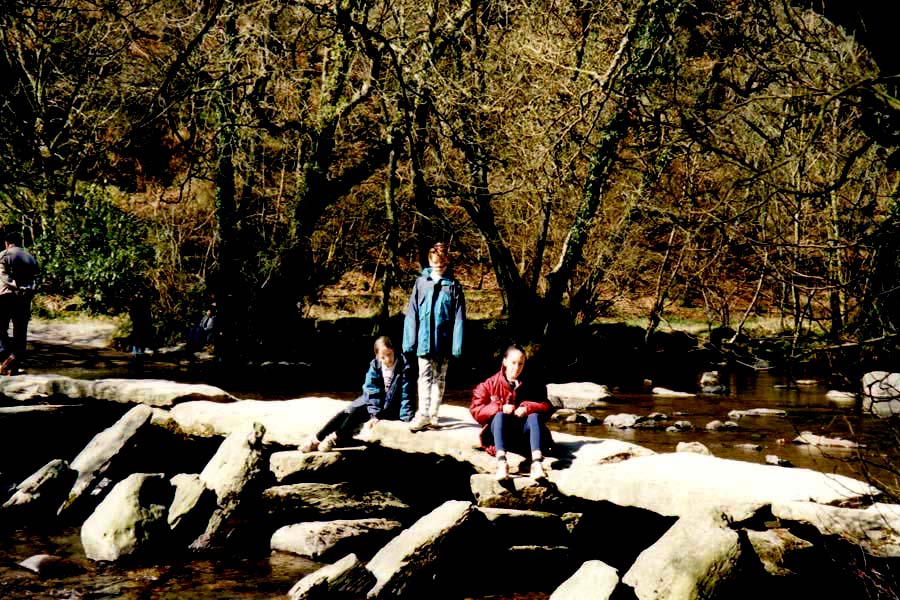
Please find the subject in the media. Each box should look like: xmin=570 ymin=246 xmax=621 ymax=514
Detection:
xmin=300 ymin=336 xmax=414 ymax=452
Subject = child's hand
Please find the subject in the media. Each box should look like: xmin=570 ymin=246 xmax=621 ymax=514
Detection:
xmin=514 ymin=406 xmax=527 ymax=418
xmin=502 ymin=403 xmax=514 ymax=414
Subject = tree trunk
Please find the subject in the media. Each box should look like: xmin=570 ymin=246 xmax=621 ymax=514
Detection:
xmin=209 ymin=13 xmax=240 ymax=363
xmin=544 ymin=111 xmax=629 ymax=323
xmin=530 ymin=193 xmax=552 ymax=294
xmin=377 ymin=129 xmax=401 ymax=332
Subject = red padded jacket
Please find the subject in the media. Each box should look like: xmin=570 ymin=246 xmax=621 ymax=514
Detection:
xmin=469 ymin=369 xmax=553 ymax=452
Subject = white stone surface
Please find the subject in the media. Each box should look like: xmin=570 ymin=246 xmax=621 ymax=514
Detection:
xmin=271 ymin=518 xmax=402 ymax=559
xmin=168 ymin=397 xmax=349 ymax=445
xmin=367 ymin=500 xmax=483 ymax=598
xmin=61 ymin=404 xmax=155 ymax=514
xmin=623 ymin=511 xmax=741 ymax=600
xmin=550 ymin=560 xmax=619 ymax=600
xmin=200 ymin=423 xmax=265 ymax=505
xmin=772 ymin=501 xmax=900 ymax=558
xmin=745 ymin=528 xmax=813 ymax=575
xmin=550 ymin=452 xmax=878 ymax=518
xmin=288 ymin=553 xmax=375 ymax=600
xmin=651 ymin=387 xmax=695 ymax=397
xmin=80 ymin=473 xmax=169 ymax=561
xmin=546 ymin=382 xmax=612 ymax=409
xmin=676 ymin=441 xmax=711 ymax=456
xmin=0 ymin=374 xmax=234 ymax=406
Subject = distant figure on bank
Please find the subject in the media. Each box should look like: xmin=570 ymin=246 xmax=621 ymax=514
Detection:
xmin=0 ymin=231 xmax=39 ymax=375
xmin=186 ymin=304 xmax=216 ymax=352
xmin=403 ymin=243 xmax=466 ymax=432
xmin=128 ymin=285 xmax=154 ymax=358
xmin=300 ymin=336 xmax=414 ymax=452
xmin=469 ymin=344 xmax=554 ymax=480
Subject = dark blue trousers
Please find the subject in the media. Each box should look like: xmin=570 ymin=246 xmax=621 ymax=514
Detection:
xmin=490 ymin=412 xmax=544 ymax=455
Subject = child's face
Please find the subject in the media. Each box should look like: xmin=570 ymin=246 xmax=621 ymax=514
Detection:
xmin=429 ymin=253 xmax=448 ymax=275
xmin=502 ymin=349 xmax=526 ymax=381
xmin=376 ymin=347 xmax=395 ymax=368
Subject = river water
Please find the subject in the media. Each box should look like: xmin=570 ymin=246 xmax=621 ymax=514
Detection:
xmin=1 ymin=348 xmax=894 ymax=599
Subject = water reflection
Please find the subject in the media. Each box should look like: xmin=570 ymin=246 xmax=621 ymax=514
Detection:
xmin=0 ymin=526 xmax=324 ymax=599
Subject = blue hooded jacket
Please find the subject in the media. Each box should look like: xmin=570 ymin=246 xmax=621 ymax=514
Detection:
xmin=349 ymin=353 xmax=415 ymax=421
xmin=402 ymin=267 xmax=465 ymax=359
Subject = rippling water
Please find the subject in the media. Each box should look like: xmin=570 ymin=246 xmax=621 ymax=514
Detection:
xmin=0 ymin=526 xmax=322 ymax=599
xmin=534 ymin=371 xmax=878 ymax=478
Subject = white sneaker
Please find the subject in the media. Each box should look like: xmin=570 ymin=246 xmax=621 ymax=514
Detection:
xmin=495 ymin=459 xmax=510 ymax=480
xmin=298 ymin=436 xmax=320 ymax=453
xmin=529 ymin=460 xmax=547 ymax=480
xmin=409 ymin=414 xmax=430 ymax=432
xmin=318 ymin=432 xmax=339 ymax=452
xmin=429 ymin=415 xmax=440 ymax=428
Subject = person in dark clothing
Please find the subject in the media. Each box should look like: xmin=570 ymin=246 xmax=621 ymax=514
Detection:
xmin=187 ymin=304 xmax=216 ymax=352
xmin=469 ymin=344 xmax=554 ymax=480
xmin=128 ymin=286 xmax=154 ymax=357
xmin=299 ymin=336 xmax=414 ymax=452
xmin=0 ymin=231 xmax=39 ymax=375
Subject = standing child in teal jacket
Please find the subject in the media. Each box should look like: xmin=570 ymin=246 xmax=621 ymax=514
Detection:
xmin=403 ymin=243 xmax=466 ymax=431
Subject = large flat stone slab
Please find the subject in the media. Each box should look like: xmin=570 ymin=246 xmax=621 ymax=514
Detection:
xmin=270 ymin=450 xmax=352 ymax=483
xmin=263 ymin=483 xmax=410 ymax=522
xmin=546 ymin=382 xmax=612 ymax=409
xmin=0 ymin=374 xmax=235 ymax=407
xmin=167 ymin=397 xmax=350 ymax=445
xmin=352 ymin=406 xmax=498 ymax=470
xmin=272 ymin=518 xmax=402 ymax=561
xmin=550 ymin=452 xmax=878 ymax=518
xmin=161 ymin=397 xmax=884 ymax=525
xmin=170 ymin=399 xmax=505 ymax=471
xmin=91 ymin=379 xmax=236 ymax=407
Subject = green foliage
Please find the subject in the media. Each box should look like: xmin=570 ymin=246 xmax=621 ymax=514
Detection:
xmin=33 ymin=185 xmax=153 ymax=314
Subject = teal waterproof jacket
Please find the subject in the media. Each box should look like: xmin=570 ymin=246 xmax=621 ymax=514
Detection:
xmin=402 ymin=267 xmax=465 ymax=359
xmin=355 ymin=353 xmax=414 ymax=422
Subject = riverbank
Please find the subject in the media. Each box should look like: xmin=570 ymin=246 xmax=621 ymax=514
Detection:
xmin=19 ymin=313 xmax=801 ymax=394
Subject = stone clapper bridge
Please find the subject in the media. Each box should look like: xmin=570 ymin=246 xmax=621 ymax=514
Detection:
xmin=1 ymin=374 xmax=898 ymax=600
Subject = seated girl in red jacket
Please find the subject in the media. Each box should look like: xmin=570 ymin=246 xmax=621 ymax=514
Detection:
xmin=469 ymin=344 xmax=554 ymax=480
xmin=300 ymin=336 xmax=414 ymax=452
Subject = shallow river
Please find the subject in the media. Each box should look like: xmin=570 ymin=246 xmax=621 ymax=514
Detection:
xmin=1 ymin=351 xmax=893 ymax=599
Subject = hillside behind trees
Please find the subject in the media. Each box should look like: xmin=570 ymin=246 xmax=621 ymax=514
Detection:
xmin=3 ymin=0 xmax=900 ymax=370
